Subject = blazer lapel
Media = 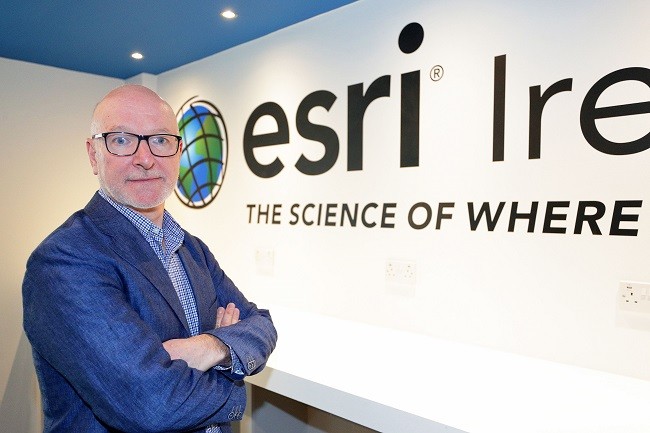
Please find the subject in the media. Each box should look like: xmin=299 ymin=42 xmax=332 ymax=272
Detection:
xmin=178 ymin=244 xmax=216 ymax=332
xmin=84 ymin=193 xmax=192 ymax=335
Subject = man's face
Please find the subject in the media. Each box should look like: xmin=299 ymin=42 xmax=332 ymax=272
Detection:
xmin=86 ymin=87 xmax=182 ymax=215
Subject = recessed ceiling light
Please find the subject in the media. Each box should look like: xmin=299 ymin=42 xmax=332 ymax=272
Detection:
xmin=221 ymin=9 xmax=237 ymax=19
xmin=131 ymin=52 xmax=143 ymax=60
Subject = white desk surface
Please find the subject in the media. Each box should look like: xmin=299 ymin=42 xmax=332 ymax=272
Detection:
xmin=246 ymin=305 xmax=650 ymax=433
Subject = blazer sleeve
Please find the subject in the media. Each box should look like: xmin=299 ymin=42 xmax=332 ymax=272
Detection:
xmin=192 ymin=237 xmax=278 ymax=377
xmin=23 ymin=232 xmax=246 ymax=432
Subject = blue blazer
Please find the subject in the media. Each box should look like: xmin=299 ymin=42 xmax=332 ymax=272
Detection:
xmin=23 ymin=193 xmax=277 ymax=432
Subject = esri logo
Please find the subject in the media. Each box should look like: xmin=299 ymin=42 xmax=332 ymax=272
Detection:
xmin=175 ymin=96 xmax=228 ymax=208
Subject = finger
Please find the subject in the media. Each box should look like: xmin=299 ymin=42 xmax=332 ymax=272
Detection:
xmin=232 ymin=307 xmax=240 ymax=324
xmin=216 ymin=306 xmax=225 ymax=328
xmin=222 ymin=302 xmax=236 ymax=326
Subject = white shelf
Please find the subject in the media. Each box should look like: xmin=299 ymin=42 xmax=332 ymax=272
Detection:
xmin=247 ymin=305 xmax=650 ymax=433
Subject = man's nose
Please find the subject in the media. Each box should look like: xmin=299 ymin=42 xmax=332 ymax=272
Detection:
xmin=132 ymin=138 xmax=155 ymax=168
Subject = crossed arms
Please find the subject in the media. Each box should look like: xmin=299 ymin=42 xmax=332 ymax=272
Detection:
xmin=163 ymin=302 xmax=241 ymax=371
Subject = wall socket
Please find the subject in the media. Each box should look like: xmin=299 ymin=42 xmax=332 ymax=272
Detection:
xmin=255 ymin=248 xmax=275 ymax=276
xmin=385 ymin=260 xmax=417 ymax=295
xmin=618 ymin=281 xmax=650 ymax=314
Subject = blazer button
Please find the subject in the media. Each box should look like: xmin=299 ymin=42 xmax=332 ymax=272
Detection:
xmin=229 ymin=405 xmax=243 ymax=420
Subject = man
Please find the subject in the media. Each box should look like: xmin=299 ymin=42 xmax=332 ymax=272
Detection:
xmin=22 ymin=85 xmax=277 ymax=432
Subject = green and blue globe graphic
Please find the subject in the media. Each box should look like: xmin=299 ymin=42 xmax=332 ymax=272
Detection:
xmin=175 ymin=97 xmax=228 ymax=208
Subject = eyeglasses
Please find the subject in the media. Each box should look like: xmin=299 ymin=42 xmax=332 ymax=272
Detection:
xmin=92 ymin=132 xmax=182 ymax=157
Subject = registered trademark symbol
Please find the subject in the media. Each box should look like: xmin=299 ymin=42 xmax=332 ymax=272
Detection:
xmin=430 ymin=65 xmax=444 ymax=81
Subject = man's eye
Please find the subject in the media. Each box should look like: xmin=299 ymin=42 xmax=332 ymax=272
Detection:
xmin=110 ymin=135 xmax=133 ymax=146
xmin=151 ymin=136 xmax=170 ymax=146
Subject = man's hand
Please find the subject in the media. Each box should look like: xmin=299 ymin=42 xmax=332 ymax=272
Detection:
xmin=216 ymin=302 xmax=240 ymax=328
xmin=163 ymin=303 xmax=240 ymax=371
xmin=163 ymin=334 xmax=228 ymax=371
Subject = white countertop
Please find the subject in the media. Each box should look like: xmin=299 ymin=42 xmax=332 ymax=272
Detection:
xmin=246 ymin=305 xmax=650 ymax=433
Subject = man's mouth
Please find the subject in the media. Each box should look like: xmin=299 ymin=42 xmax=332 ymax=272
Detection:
xmin=128 ymin=176 xmax=162 ymax=182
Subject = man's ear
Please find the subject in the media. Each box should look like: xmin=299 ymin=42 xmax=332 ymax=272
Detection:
xmin=86 ymin=139 xmax=99 ymax=175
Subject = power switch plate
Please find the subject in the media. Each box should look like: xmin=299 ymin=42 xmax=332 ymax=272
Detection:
xmin=255 ymin=248 xmax=275 ymax=276
xmin=385 ymin=260 xmax=417 ymax=296
xmin=618 ymin=281 xmax=650 ymax=314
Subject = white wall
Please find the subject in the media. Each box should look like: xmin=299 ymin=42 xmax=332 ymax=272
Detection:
xmin=158 ymin=0 xmax=650 ymax=380
xmin=0 ymin=56 xmax=122 ymax=428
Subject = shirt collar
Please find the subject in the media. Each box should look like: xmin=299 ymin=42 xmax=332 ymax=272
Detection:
xmin=97 ymin=189 xmax=184 ymax=252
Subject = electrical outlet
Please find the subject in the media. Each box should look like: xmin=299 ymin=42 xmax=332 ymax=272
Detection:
xmin=402 ymin=262 xmax=417 ymax=285
xmin=385 ymin=261 xmax=397 ymax=280
xmin=255 ymin=248 xmax=275 ymax=276
xmin=385 ymin=260 xmax=417 ymax=295
xmin=618 ymin=281 xmax=650 ymax=314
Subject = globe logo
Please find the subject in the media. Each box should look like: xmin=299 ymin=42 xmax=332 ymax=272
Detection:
xmin=175 ymin=96 xmax=228 ymax=208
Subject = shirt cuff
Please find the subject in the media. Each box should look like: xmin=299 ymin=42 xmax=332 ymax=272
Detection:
xmin=213 ymin=343 xmax=246 ymax=380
